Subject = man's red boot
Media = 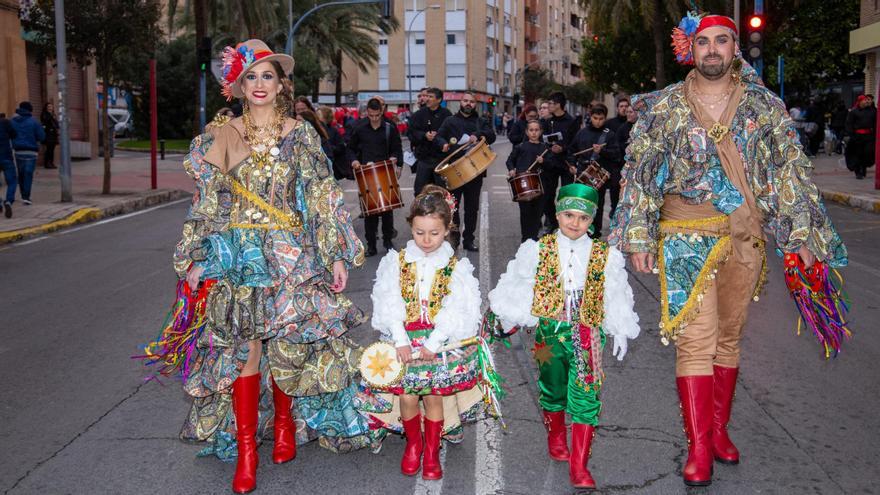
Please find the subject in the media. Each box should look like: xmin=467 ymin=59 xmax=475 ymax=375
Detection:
xmin=677 ymin=375 xmax=714 ymax=486
xmin=712 ymin=365 xmax=740 ymax=464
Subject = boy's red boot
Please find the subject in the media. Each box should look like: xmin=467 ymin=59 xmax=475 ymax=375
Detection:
xmin=422 ymin=418 xmax=444 ymax=480
xmin=569 ymin=423 xmax=597 ymax=489
xmin=542 ymin=410 xmax=570 ymax=461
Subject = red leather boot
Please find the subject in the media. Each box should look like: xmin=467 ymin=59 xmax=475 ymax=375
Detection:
xmin=677 ymin=375 xmax=714 ymax=487
xmin=569 ymin=423 xmax=597 ymax=489
xmin=232 ymin=373 xmax=261 ymax=494
xmin=400 ymin=414 xmax=423 ymax=476
xmin=421 ymin=418 xmax=444 ymax=480
xmin=712 ymin=365 xmax=740 ymax=464
xmin=542 ymin=410 xmax=570 ymax=461
xmin=271 ymin=376 xmax=296 ymax=464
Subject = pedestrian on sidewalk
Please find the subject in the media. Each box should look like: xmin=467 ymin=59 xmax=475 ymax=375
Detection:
xmin=40 ymin=103 xmax=58 ymax=169
xmin=489 ymin=183 xmax=640 ymax=490
xmin=0 ymin=112 xmax=15 ymax=218
xmin=612 ymin=12 xmax=846 ymax=487
xmin=830 ymin=101 xmax=848 ymax=154
xmin=10 ymin=101 xmax=45 ymax=206
xmin=144 ymin=39 xmax=373 ymax=495
xmin=845 ymin=94 xmax=876 ymax=180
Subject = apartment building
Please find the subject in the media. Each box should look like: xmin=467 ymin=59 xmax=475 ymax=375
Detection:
xmin=318 ymin=0 xmax=526 ymax=114
xmin=850 ymin=0 xmax=880 ymax=96
xmin=524 ymin=0 xmax=589 ymax=87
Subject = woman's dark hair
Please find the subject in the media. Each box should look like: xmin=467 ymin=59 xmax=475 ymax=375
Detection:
xmin=269 ymin=61 xmax=295 ymax=115
xmin=518 ymin=103 xmax=537 ymax=121
xmin=407 ymin=184 xmax=453 ymax=227
xmin=299 ymin=108 xmax=329 ymax=141
xmin=294 ymin=95 xmax=315 ymax=112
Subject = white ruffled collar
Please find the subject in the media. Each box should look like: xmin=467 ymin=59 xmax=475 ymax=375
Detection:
xmin=403 ymin=240 xmax=455 ymax=266
xmin=556 ymin=231 xmax=592 ymax=251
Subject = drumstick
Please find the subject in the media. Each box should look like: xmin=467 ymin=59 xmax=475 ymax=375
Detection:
xmin=413 ymin=336 xmax=480 ymax=359
xmin=572 ymin=146 xmax=602 ymax=157
xmin=525 ymin=149 xmax=550 ymax=172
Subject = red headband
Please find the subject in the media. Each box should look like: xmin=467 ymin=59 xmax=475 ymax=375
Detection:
xmin=697 ymin=15 xmax=738 ymax=36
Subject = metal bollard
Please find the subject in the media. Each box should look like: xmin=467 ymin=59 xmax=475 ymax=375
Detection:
xmin=160 ymin=139 xmax=165 ymax=160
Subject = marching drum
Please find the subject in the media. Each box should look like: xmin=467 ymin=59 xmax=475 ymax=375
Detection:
xmin=434 ymin=137 xmax=497 ymax=190
xmin=508 ymin=171 xmax=543 ymax=202
xmin=576 ymin=160 xmax=612 ymax=190
xmin=359 ymin=342 xmax=406 ymax=388
xmin=354 ymin=159 xmax=403 ymax=217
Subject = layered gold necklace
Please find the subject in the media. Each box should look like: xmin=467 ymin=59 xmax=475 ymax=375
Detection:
xmin=692 ymin=84 xmax=733 ymax=111
xmin=243 ymin=110 xmax=283 ymax=164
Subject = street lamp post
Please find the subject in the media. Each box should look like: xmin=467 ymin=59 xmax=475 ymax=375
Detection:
xmin=406 ymin=5 xmax=441 ymax=112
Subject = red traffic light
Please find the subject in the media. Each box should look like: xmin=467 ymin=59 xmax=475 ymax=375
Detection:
xmin=748 ymin=15 xmax=763 ymax=29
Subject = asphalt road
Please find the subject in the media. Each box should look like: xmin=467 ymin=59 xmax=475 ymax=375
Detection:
xmin=1 ymin=137 xmax=878 ymax=495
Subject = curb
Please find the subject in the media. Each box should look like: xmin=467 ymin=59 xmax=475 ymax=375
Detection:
xmin=0 ymin=189 xmax=189 ymax=245
xmin=821 ymin=189 xmax=880 ymax=214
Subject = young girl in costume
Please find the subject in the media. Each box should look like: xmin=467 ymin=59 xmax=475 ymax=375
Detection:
xmin=506 ymin=119 xmax=547 ymax=242
xmin=364 ymin=185 xmax=482 ymax=480
xmin=488 ymin=183 xmax=640 ymax=489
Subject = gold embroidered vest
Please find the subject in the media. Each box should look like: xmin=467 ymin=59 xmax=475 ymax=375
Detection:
xmin=399 ymin=250 xmax=458 ymax=323
xmin=530 ymin=234 xmax=608 ymax=327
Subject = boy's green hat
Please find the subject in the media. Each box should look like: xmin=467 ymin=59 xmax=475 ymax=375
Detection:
xmin=555 ymin=183 xmax=599 ymax=218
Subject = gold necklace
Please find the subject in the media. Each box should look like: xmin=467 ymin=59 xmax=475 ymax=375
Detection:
xmin=692 ymin=84 xmax=733 ymax=110
xmin=243 ymin=110 xmax=283 ymax=155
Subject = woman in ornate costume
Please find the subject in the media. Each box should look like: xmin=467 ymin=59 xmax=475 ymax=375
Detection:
xmin=158 ymin=40 xmax=371 ymax=494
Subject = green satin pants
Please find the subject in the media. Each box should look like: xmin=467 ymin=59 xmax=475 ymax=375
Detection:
xmin=533 ymin=318 xmax=605 ymax=426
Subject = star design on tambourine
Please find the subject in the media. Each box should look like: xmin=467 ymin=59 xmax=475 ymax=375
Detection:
xmin=366 ymin=349 xmax=395 ymax=378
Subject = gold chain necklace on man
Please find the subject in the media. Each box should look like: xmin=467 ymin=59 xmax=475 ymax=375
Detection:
xmin=692 ymin=84 xmax=733 ymax=111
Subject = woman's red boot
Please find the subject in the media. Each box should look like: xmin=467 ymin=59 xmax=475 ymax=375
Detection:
xmin=712 ymin=365 xmax=740 ymax=464
xmin=569 ymin=423 xmax=597 ymax=489
xmin=232 ymin=373 xmax=261 ymax=494
xmin=677 ymin=375 xmax=714 ymax=487
xmin=542 ymin=410 xmax=570 ymax=461
xmin=271 ymin=376 xmax=297 ymax=464
xmin=421 ymin=418 xmax=444 ymax=480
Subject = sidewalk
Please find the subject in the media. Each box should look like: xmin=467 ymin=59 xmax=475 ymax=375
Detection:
xmin=0 ymin=150 xmax=193 ymax=244
xmin=810 ymin=153 xmax=880 ymax=213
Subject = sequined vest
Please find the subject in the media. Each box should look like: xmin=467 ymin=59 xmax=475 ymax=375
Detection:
xmin=530 ymin=234 xmax=608 ymax=327
xmin=399 ymin=250 xmax=458 ymax=323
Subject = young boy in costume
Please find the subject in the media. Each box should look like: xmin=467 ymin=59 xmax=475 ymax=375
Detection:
xmin=488 ymin=183 xmax=640 ymax=489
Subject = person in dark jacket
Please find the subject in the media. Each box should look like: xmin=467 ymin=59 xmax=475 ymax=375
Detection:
xmin=540 ymin=91 xmax=579 ymax=231
xmin=508 ymin=103 xmax=538 ymax=147
xmin=407 ymin=87 xmax=453 ymax=195
xmin=845 ymin=94 xmax=876 ymax=179
xmin=567 ymin=103 xmax=620 ymax=238
xmin=615 ymin=105 xmax=638 ymax=155
xmin=41 ymin=103 xmax=59 ymax=169
xmin=436 ymin=91 xmax=497 ymax=251
xmin=506 ymin=119 xmax=548 ymax=241
xmin=317 ymin=106 xmax=351 ymax=180
xmin=830 ymin=102 xmax=848 ymax=154
xmin=348 ymin=97 xmax=404 ymax=256
xmin=0 ymin=113 xmax=16 ymax=218
xmin=10 ymin=101 xmax=45 ymax=205
xmin=605 ymin=97 xmax=629 ymax=133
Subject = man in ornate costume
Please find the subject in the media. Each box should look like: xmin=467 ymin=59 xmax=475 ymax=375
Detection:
xmin=151 ymin=40 xmax=372 ymax=494
xmin=610 ymin=13 xmax=847 ymax=487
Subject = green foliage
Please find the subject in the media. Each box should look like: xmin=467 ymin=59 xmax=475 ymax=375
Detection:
xmin=523 ymin=66 xmax=562 ymax=102
xmin=761 ymin=0 xmax=862 ymax=96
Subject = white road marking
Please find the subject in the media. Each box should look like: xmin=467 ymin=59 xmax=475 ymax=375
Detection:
xmin=13 ymin=236 xmax=50 ymax=246
xmin=475 ymin=190 xmax=503 ymax=495
xmin=58 ymin=197 xmax=192 ymax=236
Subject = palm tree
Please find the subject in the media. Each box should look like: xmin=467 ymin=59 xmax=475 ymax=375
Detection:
xmin=580 ymin=0 xmax=729 ymax=89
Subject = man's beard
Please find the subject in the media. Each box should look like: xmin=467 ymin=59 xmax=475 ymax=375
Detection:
xmin=460 ymin=106 xmax=474 ymax=115
xmin=696 ymin=55 xmax=732 ymax=80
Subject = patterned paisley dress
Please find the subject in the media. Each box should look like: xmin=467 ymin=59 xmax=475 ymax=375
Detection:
xmin=173 ymin=117 xmax=371 ymax=458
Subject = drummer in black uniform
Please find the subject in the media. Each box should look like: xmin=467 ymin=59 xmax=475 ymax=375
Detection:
xmin=567 ymin=103 xmax=620 ymax=238
xmin=436 ymin=91 xmax=496 ymax=251
xmin=540 ymin=91 xmax=580 ymax=232
xmin=407 ymin=87 xmax=453 ymax=195
xmin=506 ymin=119 xmax=548 ymax=242
xmin=348 ymin=97 xmax=404 ymax=256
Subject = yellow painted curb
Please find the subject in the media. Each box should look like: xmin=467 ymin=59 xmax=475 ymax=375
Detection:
xmin=0 ymin=207 xmax=103 ymax=244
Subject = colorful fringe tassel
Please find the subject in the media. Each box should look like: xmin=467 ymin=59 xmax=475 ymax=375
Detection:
xmin=134 ymin=278 xmax=217 ymax=379
xmin=783 ymin=253 xmax=852 ymax=359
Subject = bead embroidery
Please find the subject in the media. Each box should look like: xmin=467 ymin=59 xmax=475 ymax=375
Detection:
xmin=399 ymin=250 xmax=458 ymax=323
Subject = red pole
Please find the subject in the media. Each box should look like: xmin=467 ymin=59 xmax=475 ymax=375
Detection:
xmin=875 ymin=78 xmax=880 ymax=190
xmin=150 ymin=59 xmax=158 ymax=190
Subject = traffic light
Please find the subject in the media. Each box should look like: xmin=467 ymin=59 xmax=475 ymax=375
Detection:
xmin=489 ymin=96 xmax=497 ymax=107
xmin=197 ymin=37 xmax=212 ymax=72
xmin=382 ymin=0 xmax=393 ymax=19
xmin=746 ymin=14 xmax=764 ymax=63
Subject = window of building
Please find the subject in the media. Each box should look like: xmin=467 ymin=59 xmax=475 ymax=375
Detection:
xmin=447 ymin=33 xmax=456 ymax=45
xmin=415 ymin=38 xmax=425 ymax=45
xmin=448 ymin=64 xmax=466 ymax=77
xmin=379 ymin=38 xmax=388 ymax=45
xmin=405 ymin=0 xmax=426 ymax=10
xmin=445 ymin=0 xmax=465 ymax=10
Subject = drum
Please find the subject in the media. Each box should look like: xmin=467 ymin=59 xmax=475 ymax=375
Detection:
xmin=354 ymin=159 xmax=403 ymax=217
xmin=508 ymin=170 xmax=543 ymax=202
xmin=434 ymin=137 xmax=497 ymax=190
xmin=359 ymin=342 xmax=405 ymax=388
xmin=576 ymin=160 xmax=612 ymax=190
